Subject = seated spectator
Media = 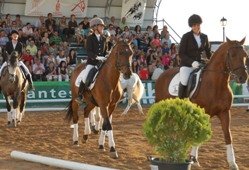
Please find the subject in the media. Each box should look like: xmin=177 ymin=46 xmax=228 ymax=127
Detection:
xmin=48 ymin=41 xmax=58 ymax=57
xmin=0 ymin=30 xmax=9 ymax=46
xmin=150 ymin=33 xmax=161 ymax=48
xmin=14 ymin=14 xmax=23 ymax=28
xmin=22 ymin=23 xmax=34 ymax=38
xmin=41 ymin=31 xmax=50 ymax=44
xmin=21 ymin=49 xmax=33 ymax=65
xmin=75 ymin=23 xmax=85 ymax=45
xmin=32 ymin=57 xmax=46 ymax=81
xmin=67 ymin=14 xmax=78 ymax=39
xmin=138 ymin=64 xmax=149 ymax=80
xmin=151 ymin=64 xmax=164 ymax=80
xmin=26 ymin=39 xmax=38 ymax=56
xmin=107 ymin=24 xmax=116 ymax=36
xmin=49 ymin=30 xmax=62 ymax=46
xmin=43 ymin=52 xmax=56 ymax=68
xmin=67 ymin=48 xmax=77 ymax=70
xmin=109 ymin=16 xmax=118 ymax=29
xmin=58 ymin=61 xmax=69 ymax=81
xmin=119 ymin=17 xmax=127 ymax=31
xmin=56 ymin=49 xmax=66 ymax=66
xmin=45 ymin=13 xmax=56 ymax=30
xmin=121 ymin=26 xmax=132 ymax=40
xmin=58 ymin=16 xmax=68 ymax=38
xmin=45 ymin=61 xmax=58 ymax=81
xmin=35 ymin=16 xmax=45 ymax=28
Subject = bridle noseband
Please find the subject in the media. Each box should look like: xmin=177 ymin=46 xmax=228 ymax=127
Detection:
xmin=225 ymin=45 xmax=247 ymax=75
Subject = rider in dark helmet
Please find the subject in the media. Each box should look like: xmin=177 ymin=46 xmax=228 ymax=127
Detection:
xmin=188 ymin=14 xmax=202 ymax=27
xmin=178 ymin=14 xmax=211 ymax=99
xmin=75 ymin=17 xmax=108 ymax=103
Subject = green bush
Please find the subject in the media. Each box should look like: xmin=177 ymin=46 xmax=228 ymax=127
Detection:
xmin=143 ymin=98 xmax=212 ymax=163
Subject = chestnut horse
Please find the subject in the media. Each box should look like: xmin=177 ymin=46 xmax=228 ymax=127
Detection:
xmin=0 ymin=51 xmax=28 ymax=127
xmin=155 ymin=38 xmax=248 ymax=170
xmin=65 ymin=40 xmax=133 ymax=158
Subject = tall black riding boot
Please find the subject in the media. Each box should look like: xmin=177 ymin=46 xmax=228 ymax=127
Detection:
xmin=75 ymin=81 xmax=85 ymax=104
xmin=26 ymin=74 xmax=34 ymax=90
xmin=178 ymin=83 xmax=187 ymax=99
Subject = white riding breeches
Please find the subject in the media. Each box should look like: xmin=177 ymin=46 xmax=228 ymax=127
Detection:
xmin=75 ymin=64 xmax=94 ymax=87
xmin=0 ymin=61 xmax=31 ymax=76
xmin=179 ymin=66 xmax=195 ymax=86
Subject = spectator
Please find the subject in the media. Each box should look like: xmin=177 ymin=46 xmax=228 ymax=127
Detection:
xmin=0 ymin=30 xmax=9 ymax=46
xmin=150 ymin=33 xmax=161 ymax=48
xmin=75 ymin=23 xmax=85 ymax=45
xmin=45 ymin=61 xmax=58 ymax=81
xmin=41 ymin=31 xmax=50 ymax=44
xmin=22 ymin=23 xmax=34 ymax=38
xmin=14 ymin=14 xmax=23 ymax=28
xmin=58 ymin=61 xmax=69 ymax=81
xmin=56 ymin=49 xmax=66 ymax=66
xmin=35 ymin=16 xmax=45 ymax=28
xmin=138 ymin=63 xmax=149 ymax=80
xmin=151 ymin=64 xmax=164 ymax=80
xmin=68 ymin=14 xmax=78 ymax=39
xmin=119 ymin=17 xmax=127 ymax=31
xmin=32 ymin=56 xmax=46 ymax=81
xmin=45 ymin=13 xmax=56 ymax=30
xmin=26 ymin=39 xmax=38 ymax=56
xmin=49 ymin=30 xmax=62 ymax=45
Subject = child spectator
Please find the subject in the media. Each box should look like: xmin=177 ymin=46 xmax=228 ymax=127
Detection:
xmin=58 ymin=61 xmax=69 ymax=81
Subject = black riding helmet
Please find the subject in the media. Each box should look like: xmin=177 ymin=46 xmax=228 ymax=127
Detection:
xmin=188 ymin=14 xmax=202 ymax=27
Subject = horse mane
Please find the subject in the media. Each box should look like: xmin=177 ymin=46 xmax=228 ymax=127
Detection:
xmin=9 ymin=51 xmax=19 ymax=68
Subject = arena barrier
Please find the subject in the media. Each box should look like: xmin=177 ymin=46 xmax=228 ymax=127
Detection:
xmin=0 ymin=81 xmax=248 ymax=112
xmin=11 ymin=150 xmax=117 ymax=170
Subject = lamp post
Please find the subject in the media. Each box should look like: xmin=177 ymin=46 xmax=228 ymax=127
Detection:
xmin=220 ymin=17 xmax=227 ymax=42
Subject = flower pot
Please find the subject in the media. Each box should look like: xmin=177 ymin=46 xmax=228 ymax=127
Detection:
xmin=150 ymin=158 xmax=191 ymax=170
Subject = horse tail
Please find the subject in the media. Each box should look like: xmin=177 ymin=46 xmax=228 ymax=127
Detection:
xmin=65 ymin=100 xmax=74 ymax=122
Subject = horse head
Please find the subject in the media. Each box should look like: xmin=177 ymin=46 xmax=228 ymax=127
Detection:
xmin=224 ymin=37 xmax=248 ymax=83
xmin=112 ymin=39 xmax=133 ymax=79
xmin=7 ymin=51 xmax=19 ymax=83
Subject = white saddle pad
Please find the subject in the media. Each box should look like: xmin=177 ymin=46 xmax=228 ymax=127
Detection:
xmin=168 ymin=70 xmax=201 ymax=98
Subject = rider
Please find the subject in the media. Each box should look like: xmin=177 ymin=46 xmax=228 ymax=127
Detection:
xmin=0 ymin=30 xmax=34 ymax=90
xmin=178 ymin=14 xmax=212 ymax=98
xmin=75 ymin=17 xmax=108 ymax=103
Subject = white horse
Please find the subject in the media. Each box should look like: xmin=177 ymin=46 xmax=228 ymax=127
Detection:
xmin=119 ymin=72 xmax=144 ymax=115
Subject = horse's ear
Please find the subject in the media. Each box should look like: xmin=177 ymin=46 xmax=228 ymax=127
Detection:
xmin=239 ymin=37 xmax=246 ymax=45
xmin=226 ymin=37 xmax=231 ymax=42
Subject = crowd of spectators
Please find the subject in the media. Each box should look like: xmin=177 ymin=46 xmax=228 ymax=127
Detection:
xmin=0 ymin=13 xmax=179 ymax=82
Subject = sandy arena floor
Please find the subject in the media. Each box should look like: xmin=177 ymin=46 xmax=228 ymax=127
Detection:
xmin=0 ymin=106 xmax=249 ymax=170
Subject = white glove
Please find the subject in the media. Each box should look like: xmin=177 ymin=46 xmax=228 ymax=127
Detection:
xmin=96 ymin=56 xmax=106 ymax=62
xmin=192 ymin=61 xmax=200 ymax=68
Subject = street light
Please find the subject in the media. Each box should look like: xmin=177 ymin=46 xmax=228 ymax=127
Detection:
xmin=220 ymin=17 xmax=227 ymax=42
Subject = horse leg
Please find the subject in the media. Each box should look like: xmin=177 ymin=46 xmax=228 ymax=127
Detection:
xmin=218 ymin=111 xmax=239 ymax=170
xmin=18 ymin=91 xmax=27 ymax=123
xmin=93 ymin=107 xmax=102 ymax=133
xmin=99 ymin=106 xmax=118 ymax=159
xmin=121 ymin=100 xmax=132 ymax=115
xmin=89 ymin=107 xmax=99 ymax=134
xmin=82 ymin=103 xmax=95 ymax=143
xmin=136 ymin=101 xmax=144 ymax=114
xmin=189 ymin=146 xmax=200 ymax=166
xmin=5 ymin=97 xmax=12 ymax=126
xmin=71 ymin=100 xmax=79 ymax=145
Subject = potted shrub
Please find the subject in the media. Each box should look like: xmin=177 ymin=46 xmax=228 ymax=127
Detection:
xmin=143 ymin=98 xmax=212 ymax=170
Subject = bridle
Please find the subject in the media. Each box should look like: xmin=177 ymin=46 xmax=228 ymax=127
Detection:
xmin=225 ymin=45 xmax=247 ymax=75
xmin=114 ymin=43 xmax=132 ymax=71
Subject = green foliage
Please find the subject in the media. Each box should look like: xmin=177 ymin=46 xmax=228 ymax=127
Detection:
xmin=143 ymin=98 xmax=212 ymax=163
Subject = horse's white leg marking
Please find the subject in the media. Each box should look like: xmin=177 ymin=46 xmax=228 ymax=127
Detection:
xmin=89 ymin=108 xmax=96 ymax=127
xmin=84 ymin=118 xmax=91 ymax=135
xmin=73 ymin=123 xmax=79 ymax=142
xmin=122 ymin=102 xmax=132 ymax=115
xmin=7 ymin=111 xmax=11 ymax=122
xmin=11 ymin=109 xmax=17 ymax=126
xmin=109 ymin=115 xmax=113 ymax=124
xmin=107 ymin=130 xmax=115 ymax=148
xmin=226 ymin=144 xmax=239 ymax=169
xmin=136 ymin=102 xmax=144 ymax=114
xmin=95 ymin=107 xmax=102 ymax=131
xmin=99 ymin=130 xmax=106 ymax=146
xmin=190 ymin=146 xmax=199 ymax=158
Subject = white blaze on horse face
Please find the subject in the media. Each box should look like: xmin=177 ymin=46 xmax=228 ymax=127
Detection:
xmin=73 ymin=123 xmax=79 ymax=142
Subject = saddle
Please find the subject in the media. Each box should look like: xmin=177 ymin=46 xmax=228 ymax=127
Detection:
xmin=85 ymin=61 xmax=105 ymax=89
xmin=168 ymin=67 xmax=203 ymax=98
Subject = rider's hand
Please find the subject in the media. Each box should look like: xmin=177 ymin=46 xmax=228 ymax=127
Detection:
xmin=192 ymin=61 xmax=200 ymax=68
xmin=96 ymin=56 xmax=106 ymax=62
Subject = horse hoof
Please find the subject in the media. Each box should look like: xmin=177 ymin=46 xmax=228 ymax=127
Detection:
xmin=99 ymin=145 xmax=105 ymax=152
xmin=110 ymin=151 xmax=118 ymax=159
xmin=109 ymin=147 xmax=118 ymax=159
xmin=73 ymin=141 xmax=79 ymax=145
xmin=229 ymin=163 xmax=239 ymax=170
xmin=189 ymin=155 xmax=200 ymax=167
xmin=82 ymin=135 xmax=88 ymax=143
xmin=92 ymin=129 xmax=99 ymax=134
